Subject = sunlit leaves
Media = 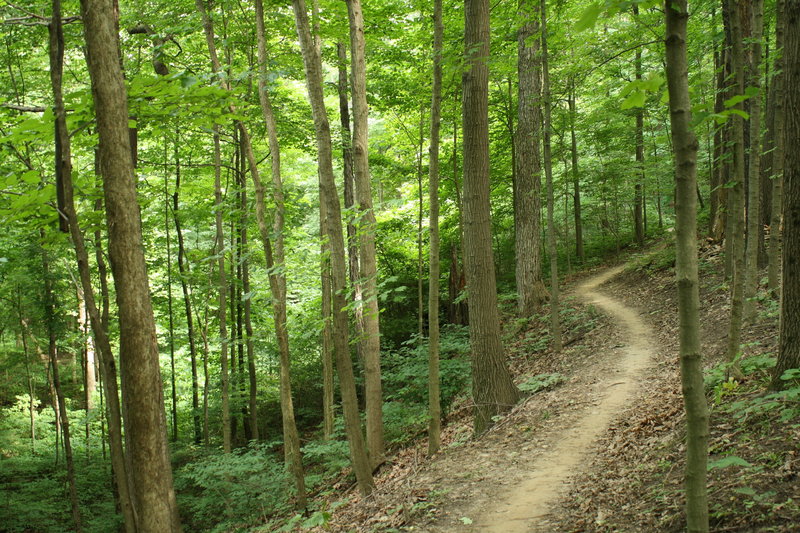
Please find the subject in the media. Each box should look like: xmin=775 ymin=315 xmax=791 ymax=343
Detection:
xmin=575 ymin=0 xmax=663 ymax=32
xmin=620 ymin=72 xmax=664 ymax=109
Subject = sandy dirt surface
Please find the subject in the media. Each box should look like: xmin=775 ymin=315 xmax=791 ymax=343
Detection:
xmin=461 ymin=265 xmax=657 ymax=532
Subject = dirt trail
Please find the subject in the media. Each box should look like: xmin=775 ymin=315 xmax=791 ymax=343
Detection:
xmin=472 ymin=265 xmax=657 ymax=532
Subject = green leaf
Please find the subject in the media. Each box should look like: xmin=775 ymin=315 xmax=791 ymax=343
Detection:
xmin=20 ymin=170 xmax=39 ymax=185
xmin=574 ymin=3 xmax=602 ymax=32
xmin=708 ymin=456 xmax=751 ymax=470
xmin=780 ymin=368 xmax=800 ymax=381
xmin=621 ymin=91 xmax=647 ymax=109
xmin=460 ymin=517 xmax=473 ymax=525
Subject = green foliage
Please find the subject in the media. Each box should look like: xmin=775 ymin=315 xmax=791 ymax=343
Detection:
xmin=174 ymin=443 xmax=292 ymax=532
xmin=518 ymin=373 xmax=566 ymax=394
xmin=383 ymin=325 xmax=471 ymax=412
xmin=707 ymin=455 xmax=752 ymax=470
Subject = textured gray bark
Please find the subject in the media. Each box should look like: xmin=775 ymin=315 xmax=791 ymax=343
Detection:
xmin=773 ymin=0 xmax=800 ymax=389
xmin=744 ymin=0 xmax=764 ymax=322
xmin=80 ymin=0 xmax=182 ymax=529
xmin=541 ymin=0 xmax=561 ymax=353
xmin=427 ymin=0 xmax=443 ymax=456
xmin=463 ymin=0 xmax=519 ymax=435
xmin=515 ymin=0 xmax=547 ymax=316
xmin=346 ymin=0 xmax=385 ymax=466
xmin=292 ymin=0 xmax=375 ymax=494
xmin=768 ymin=0 xmax=787 ymax=294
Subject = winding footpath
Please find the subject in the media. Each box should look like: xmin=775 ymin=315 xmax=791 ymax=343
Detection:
xmin=472 ymin=265 xmax=657 ymax=532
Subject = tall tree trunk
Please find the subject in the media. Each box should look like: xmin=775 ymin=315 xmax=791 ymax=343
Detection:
xmin=568 ymin=85 xmax=585 ymax=263
xmin=664 ymin=2 xmax=710 ymax=530
xmin=19 ymin=326 xmax=36 ymax=454
xmin=195 ymin=0 xmax=233 ymax=454
xmin=515 ymin=0 xmax=547 ymax=316
xmin=725 ymin=0 xmax=748 ymax=377
xmin=80 ymin=0 xmax=182 ymax=528
xmin=418 ymin=106 xmax=426 ymax=342
xmin=172 ymin=135 xmax=202 ymax=445
xmin=427 ymin=0 xmax=443 ymax=456
xmin=634 ymin=3 xmax=646 ymax=247
xmin=336 ymin=41 xmax=363 ymax=373
xmin=710 ymin=19 xmax=726 ymax=239
xmin=292 ymin=0 xmax=375 ymax=495
xmin=744 ymin=0 xmax=764 ymax=322
xmin=54 ymin=2 xmax=136 ymax=529
xmin=773 ymin=0 xmax=800 ymax=389
xmin=41 ymin=246 xmax=82 ymax=532
xmin=463 ymin=0 xmax=519 ymax=435
xmin=541 ymin=0 xmax=561 ymax=353
xmin=254 ymin=0 xmax=306 ymax=506
xmin=346 ymin=0 xmax=385 ymax=466
xmin=164 ymin=142 xmax=179 ymax=442
xmin=768 ymin=0 xmax=787 ymax=294
xmin=320 ymin=199 xmax=336 ymax=441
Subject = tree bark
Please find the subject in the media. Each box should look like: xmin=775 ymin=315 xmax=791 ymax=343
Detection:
xmin=346 ymin=0 xmax=385 ymax=466
xmin=41 ymin=242 xmax=82 ymax=532
xmin=427 ymin=0 xmax=443 ymax=456
xmin=254 ymin=0 xmax=306 ymax=506
xmin=664 ymin=2 xmax=710 ymax=530
xmin=515 ymin=0 xmax=547 ymax=316
xmin=768 ymin=0 xmax=787 ymax=294
xmin=568 ymin=85 xmax=585 ymax=263
xmin=725 ymin=0 xmax=748 ymax=377
xmin=172 ymin=135 xmax=202 ymax=445
xmin=463 ymin=0 xmax=519 ymax=435
xmin=541 ymin=0 xmax=561 ymax=353
xmin=773 ymin=0 xmax=800 ymax=389
xmin=80 ymin=1 xmax=182 ymax=529
xmin=292 ymin=0 xmax=375 ymax=495
xmin=164 ymin=141 xmax=178 ymax=443
xmin=743 ymin=0 xmax=764 ymax=322
xmin=634 ymin=3 xmax=646 ymax=247
xmin=56 ymin=1 xmax=134 ymax=529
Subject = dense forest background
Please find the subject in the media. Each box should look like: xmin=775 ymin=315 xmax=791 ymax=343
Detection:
xmin=0 ymin=0 xmax=797 ymax=531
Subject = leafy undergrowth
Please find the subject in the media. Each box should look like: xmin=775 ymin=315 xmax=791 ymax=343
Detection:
xmin=546 ymin=242 xmax=800 ymax=532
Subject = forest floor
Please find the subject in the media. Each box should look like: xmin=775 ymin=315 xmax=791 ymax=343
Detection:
xmin=297 ymin=242 xmax=799 ymax=533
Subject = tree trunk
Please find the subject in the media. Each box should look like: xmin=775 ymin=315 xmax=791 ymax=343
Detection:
xmin=634 ymin=3 xmax=646 ymax=247
xmin=768 ymin=0 xmax=787 ymax=295
xmin=41 ymin=247 xmax=82 ymax=532
xmin=172 ymin=136 xmax=202 ymax=445
xmin=427 ymin=0 xmax=443 ymax=456
xmin=541 ymin=0 xmax=562 ymax=353
xmin=418 ymin=106 xmax=426 ymax=342
xmin=463 ymin=0 xmax=519 ymax=435
xmin=320 ymin=198 xmax=336 ymax=441
xmin=254 ymin=0 xmax=306 ymax=506
xmin=515 ymin=0 xmax=547 ymax=316
xmin=194 ymin=0 xmax=232 ymax=454
xmin=336 ymin=42 xmax=363 ymax=373
xmin=164 ymin=142 xmax=179 ymax=442
xmin=80 ymin=1 xmax=182 ymax=529
xmin=725 ymin=0 xmax=748 ymax=377
xmin=568 ymin=86 xmax=585 ymax=263
xmin=292 ymin=0 xmax=375 ymax=495
xmin=55 ymin=2 xmax=136 ymax=529
xmin=773 ymin=0 xmax=800 ymax=389
xmin=346 ymin=0 xmax=385 ymax=467
xmin=744 ymin=0 xmax=764 ymax=323
xmin=42 ymin=256 xmax=83 ymax=533
xmin=664 ymin=2 xmax=710 ymax=530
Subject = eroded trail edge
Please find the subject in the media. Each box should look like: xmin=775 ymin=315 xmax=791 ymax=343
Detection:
xmin=475 ymin=265 xmax=657 ymax=532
